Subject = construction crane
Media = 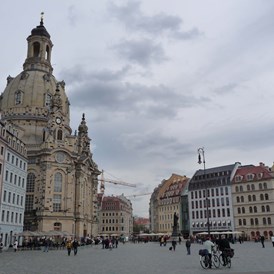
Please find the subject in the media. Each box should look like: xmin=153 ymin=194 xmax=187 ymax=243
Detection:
xmin=98 ymin=170 xmax=136 ymax=194
xmin=126 ymin=192 xmax=152 ymax=198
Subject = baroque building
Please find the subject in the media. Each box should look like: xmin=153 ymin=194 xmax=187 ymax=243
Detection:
xmin=0 ymin=121 xmax=28 ymax=249
xmin=0 ymin=18 xmax=100 ymax=237
xmin=149 ymin=174 xmax=189 ymax=234
xmin=231 ymin=163 xmax=274 ymax=240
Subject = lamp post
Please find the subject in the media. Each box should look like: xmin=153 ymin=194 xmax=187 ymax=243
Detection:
xmin=197 ymin=147 xmax=210 ymax=236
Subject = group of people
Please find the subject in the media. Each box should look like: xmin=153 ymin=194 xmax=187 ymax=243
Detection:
xmin=203 ymin=235 xmax=232 ymax=268
xmin=66 ymin=239 xmax=79 ymax=256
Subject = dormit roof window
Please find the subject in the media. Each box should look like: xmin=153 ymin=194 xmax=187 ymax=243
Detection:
xmin=235 ymin=175 xmax=243 ymax=182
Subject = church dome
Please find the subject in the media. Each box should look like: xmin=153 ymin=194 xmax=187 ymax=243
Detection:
xmin=0 ymin=18 xmax=71 ymax=144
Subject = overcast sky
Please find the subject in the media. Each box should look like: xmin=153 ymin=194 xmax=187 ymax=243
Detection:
xmin=1 ymin=0 xmax=274 ymax=217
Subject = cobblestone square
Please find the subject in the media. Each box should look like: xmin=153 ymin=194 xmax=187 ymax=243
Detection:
xmin=0 ymin=240 xmax=274 ymax=274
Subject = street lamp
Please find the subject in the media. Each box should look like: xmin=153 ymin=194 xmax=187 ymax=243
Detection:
xmin=197 ymin=147 xmax=210 ymax=236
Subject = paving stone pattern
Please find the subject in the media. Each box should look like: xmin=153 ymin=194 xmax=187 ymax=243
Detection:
xmin=0 ymin=241 xmax=274 ymax=274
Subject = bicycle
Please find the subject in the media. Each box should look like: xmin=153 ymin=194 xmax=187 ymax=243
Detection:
xmin=199 ymin=249 xmax=220 ymax=269
xmin=218 ymin=248 xmax=234 ymax=268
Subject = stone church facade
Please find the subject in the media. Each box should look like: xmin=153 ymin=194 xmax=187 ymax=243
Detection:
xmin=0 ymin=18 xmax=100 ymax=237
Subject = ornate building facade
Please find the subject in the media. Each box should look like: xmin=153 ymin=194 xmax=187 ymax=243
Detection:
xmin=0 ymin=18 xmax=100 ymax=237
xmin=149 ymin=174 xmax=189 ymax=234
xmin=232 ymin=163 xmax=274 ymax=240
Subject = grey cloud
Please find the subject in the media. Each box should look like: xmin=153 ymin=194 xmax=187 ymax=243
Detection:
xmin=61 ymin=66 xmax=210 ymax=119
xmin=111 ymin=39 xmax=167 ymax=66
xmin=108 ymin=1 xmax=202 ymax=40
xmin=213 ymin=83 xmax=238 ymax=94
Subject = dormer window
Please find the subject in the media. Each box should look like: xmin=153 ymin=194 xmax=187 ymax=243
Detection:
xmin=246 ymin=174 xmax=254 ymax=181
xmin=235 ymin=175 xmax=243 ymax=182
xmin=257 ymin=173 xmax=263 ymax=180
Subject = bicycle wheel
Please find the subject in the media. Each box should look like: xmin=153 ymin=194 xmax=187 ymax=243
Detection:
xmin=226 ymin=257 xmax=231 ymax=268
xmin=200 ymin=255 xmax=209 ymax=269
xmin=212 ymin=254 xmax=220 ymax=268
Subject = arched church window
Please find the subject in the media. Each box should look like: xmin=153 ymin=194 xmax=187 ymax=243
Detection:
xmin=54 ymin=172 xmax=62 ymax=192
xmin=57 ymin=129 xmax=63 ymax=140
xmin=33 ymin=42 xmax=40 ymax=57
xmin=45 ymin=93 xmax=52 ymax=108
xmin=15 ymin=90 xmax=22 ymax=105
xmin=26 ymin=173 xmax=35 ymax=192
xmin=46 ymin=45 xmax=50 ymax=60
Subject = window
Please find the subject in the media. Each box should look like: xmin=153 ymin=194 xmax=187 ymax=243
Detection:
xmin=255 ymin=218 xmax=259 ymax=225
xmin=250 ymin=218 xmax=254 ymax=225
xmin=235 ymin=186 xmax=239 ymax=192
xmin=251 ymin=184 xmax=255 ymax=190
xmin=239 ymin=186 xmax=243 ymax=192
xmin=266 ymin=205 xmax=270 ymax=212
xmin=53 ymin=194 xmax=62 ymax=212
xmin=249 ymin=206 xmax=253 ymax=213
xmin=243 ymin=219 xmax=246 ymax=225
xmin=6 ymin=211 xmax=9 ymax=222
xmin=242 ymin=207 xmax=245 ymax=214
xmin=263 ymin=183 xmax=267 ymax=189
xmin=240 ymin=196 xmax=244 ymax=202
xmin=268 ymin=217 xmax=272 ymax=225
xmin=1 ymin=210 xmax=4 ymax=222
xmin=25 ymin=195 xmax=34 ymax=212
xmin=236 ymin=196 xmax=240 ymax=203
xmin=247 ymin=185 xmax=250 ymax=191
xmin=259 ymin=183 xmax=263 ymax=190
xmin=263 ymin=218 xmax=267 ymax=225
xmin=26 ymin=173 xmax=35 ymax=192
xmin=3 ymin=190 xmax=6 ymax=202
xmin=57 ymin=130 xmax=63 ymax=140
xmin=239 ymin=219 xmax=242 ymax=226
xmin=262 ymin=205 xmax=265 ymax=212
xmin=254 ymin=206 xmax=257 ymax=213
xmin=265 ymin=194 xmax=269 ymax=200
xmin=253 ymin=195 xmax=256 ymax=201
xmin=54 ymin=173 xmax=62 ymax=192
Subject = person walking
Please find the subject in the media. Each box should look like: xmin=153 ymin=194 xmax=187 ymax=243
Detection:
xmin=186 ymin=238 xmax=191 ymax=255
xmin=171 ymin=238 xmax=177 ymax=251
xmin=271 ymin=235 xmax=274 ymax=247
xmin=218 ymin=235 xmax=231 ymax=266
xmin=260 ymin=235 xmax=265 ymax=248
xmin=13 ymin=240 xmax=18 ymax=252
xmin=204 ymin=237 xmax=215 ymax=268
xmin=72 ymin=239 xmax=79 ymax=255
xmin=66 ymin=240 xmax=72 ymax=256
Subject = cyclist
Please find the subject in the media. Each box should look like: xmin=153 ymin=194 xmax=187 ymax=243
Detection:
xmin=204 ymin=236 xmax=215 ymax=268
xmin=218 ymin=235 xmax=231 ymax=266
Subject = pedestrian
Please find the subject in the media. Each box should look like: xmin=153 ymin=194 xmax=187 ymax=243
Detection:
xmin=171 ymin=238 xmax=177 ymax=251
xmin=13 ymin=240 xmax=18 ymax=252
xmin=204 ymin=237 xmax=215 ymax=269
xmin=271 ymin=235 xmax=274 ymax=247
xmin=66 ymin=240 xmax=72 ymax=256
xmin=178 ymin=236 xmax=182 ymax=245
xmin=115 ymin=237 xmax=119 ymax=248
xmin=218 ymin=235 xmax=231 ymax=266
xmin=0 ymin=241 xmax=3 ymax=253
xmin=72 ymin=239 xmax=78 ymax=255
xmin=43 ymin=238 xmax=50 ymax=252
xmin=260 ymin=235 xmax=265 ymax=248
xmin=186 ymin=238 xmax=191 ymax=255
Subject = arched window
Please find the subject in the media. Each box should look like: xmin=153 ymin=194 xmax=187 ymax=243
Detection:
xmin=249 ymin=206 xmax=253 ymax=213
xmin=253 ymin=195 xmax=256 ymax=201
xmin=248 ymin=195 xmax=252 ymax=202
xmin=259 ymin=183 xmax=262 ymax=190
xmin=240 ymin=196 xmax=244 ymax=202
xmin=251 ymin=184 xmax=255 ymax=190
xmin=268 ymin=218 xmax=272 ymax=225
xmin=260 ymin=194 xmax=264 ymax=200
xmin=243 ymin=219 xmax=246 ymax=225
xmin=46 ymin=45 xmax=50 ymax=60
xmin=235 ymin=186 xmax=239 ymax=192
xmin=266 ymin=205 xmax=270 ymax=212
xmin=265 ymin=193 xmax=269 ymax=200
xmin=242 ymin=207 xmax=245 ymax=214
xmin=263 ymin=183 xmax=268 ymax=189
xmin=250 ymin=218 xmax=254 ymax=225
xmin=26 ymin=173 xmax=35 ymax=192
xmin=15 ymin=90 xmax=22 ymax=105
xmin=236 ymin=196 xmax=240 ymax=203
xmin=237 ymin=207 xmax=241 ymax=214
xmin=263 ymin=218 xmax=267 ymax=225
xmin=54 ymin=173 xmax=62 ymax=192
xmin=240 ymin=186 xmax=243 ymax=192
xmin=57 ymin=129 xmax=63 ymax=140
xmin=247 ymin=184 xmax=250 ymax=191
xmin=262 ymin=205 xmax=265 ymax=212
xmin=255 ymin=218 xmax=259 ymax=225
xmin=53 ymin=222 xmax=62 ymax=231
xmin=239 ymin=219 xmax=242 ymax=226
xmin=33 ymin=42 xmax=40 ymax=57
xmin=253 ymin=206 xmax=257 ymax=213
